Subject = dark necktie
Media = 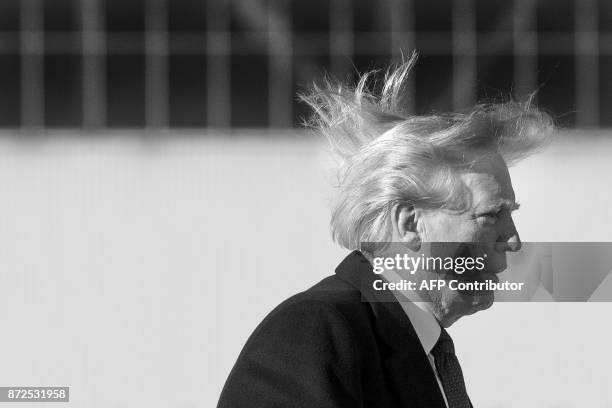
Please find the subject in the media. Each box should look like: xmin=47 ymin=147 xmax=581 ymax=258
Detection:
xmin=431 ymin=328 xmax=472 ymax=408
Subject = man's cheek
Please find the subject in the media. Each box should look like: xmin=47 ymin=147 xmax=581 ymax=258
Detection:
xmin=473 ymin=225 xmax=499 ymax=242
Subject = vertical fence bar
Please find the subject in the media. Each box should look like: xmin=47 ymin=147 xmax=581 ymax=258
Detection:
xmin=267 ymin=0 xmax=293 ymax=127
xmin=20 ymin=0 xmax=44 ymax=130
xmin=330 ymin=0 xmax=353 ymax=78
xmin=390 ymin=0 xmax=415 ymax=59
xmin=452 ymin=0 xmax=476 ymax=110
xmin=82 ymin=0 xmax=106 ymax=128
xmin=513 ymin=0 xmax=538 ymax=101
xmin=575 ymin=0 xmax=599 ymax=127
xmin=390 ymin=0 xmax=415 ymax=113
xmin=145 ymin=0 xmax=169 ymax=129
xmin=207 ymin=0 xmax=231 ymax=128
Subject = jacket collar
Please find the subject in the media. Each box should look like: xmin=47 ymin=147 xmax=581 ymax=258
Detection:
xmin=334 ymin=250 xmax=424 ymax=350
xmin=335 ymin=250 xmax=448 ymax=408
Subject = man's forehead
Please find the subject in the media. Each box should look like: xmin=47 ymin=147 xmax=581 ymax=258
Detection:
xmin=460 ymin=164 xmax=516 ymax=207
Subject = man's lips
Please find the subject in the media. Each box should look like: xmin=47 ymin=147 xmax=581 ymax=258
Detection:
xmin=456 ymin=271 xmax=499 ymax=284
xmin=455 ymin=243 xmax=507 ymax=275
xmin=480 ymin=271 xmax=499 ymax=283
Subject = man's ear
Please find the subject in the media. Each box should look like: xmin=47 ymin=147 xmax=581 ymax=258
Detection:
xmin=392 ymin=204 xmax=421 ymax=250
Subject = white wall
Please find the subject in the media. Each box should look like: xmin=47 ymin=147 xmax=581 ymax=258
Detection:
xmin=0 ymin=130 xmax=610 ymax=407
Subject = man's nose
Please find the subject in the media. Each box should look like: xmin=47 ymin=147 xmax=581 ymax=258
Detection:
xmin=495 ymin=234 xmax=521 ymax=252
xmin=507 ymin=234 xmax=521 ymax=251
xmin=495 ymin=219 xmax=522 ymax=252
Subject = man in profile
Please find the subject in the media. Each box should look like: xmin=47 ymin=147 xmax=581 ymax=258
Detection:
xmin=217 ymin=56 xmax=552 ymax=408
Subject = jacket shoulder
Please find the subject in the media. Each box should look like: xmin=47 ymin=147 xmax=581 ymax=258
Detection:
xmin=274 ymin=274 xmax=369 ymax=326
xmin=217 ymin=275 xmax=368 ymax=407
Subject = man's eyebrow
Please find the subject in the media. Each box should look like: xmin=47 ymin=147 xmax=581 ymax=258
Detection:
xmin=501 ymin=200 xmax=521 ymax=211
xmin=481 ymin=200 xmax=520 ymax=212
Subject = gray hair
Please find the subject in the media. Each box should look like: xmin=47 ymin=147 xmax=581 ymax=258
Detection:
xmin=299 ymin=54 xmax=554 ymax=250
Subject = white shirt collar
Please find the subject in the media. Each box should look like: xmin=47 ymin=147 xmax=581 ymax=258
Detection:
xmin=383 ymin=269 xmax=442 ymax=355
xmin=397 ymin=300 xmax=441 ymax=355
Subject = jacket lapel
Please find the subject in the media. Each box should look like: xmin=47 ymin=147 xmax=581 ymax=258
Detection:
xmin=335 ymin=251 xmax=448 ymax=408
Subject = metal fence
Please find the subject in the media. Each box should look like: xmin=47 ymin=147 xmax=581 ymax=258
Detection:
xmin=0 ymin=0 xmax=608 ymax=130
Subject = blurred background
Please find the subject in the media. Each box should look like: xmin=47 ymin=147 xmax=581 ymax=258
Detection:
xmin=0 ymin=0 xmax=609 ymax=130
xmin=1 ymin=1 xmax=612 ymax=408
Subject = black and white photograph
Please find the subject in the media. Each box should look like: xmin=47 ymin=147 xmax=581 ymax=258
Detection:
xmin=1 ymin=1 xmax=611 ymax=407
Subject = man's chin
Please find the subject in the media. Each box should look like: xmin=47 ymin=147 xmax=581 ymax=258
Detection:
xmin=437 ymin=290 xmax=495 ymax=326
xmin=453 ymin=272 xmax=498 ymax=305
xmin=467 ymin=291 xmax=495 ymax=312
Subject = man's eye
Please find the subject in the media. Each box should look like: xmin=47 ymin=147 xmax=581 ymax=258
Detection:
xmin=478 ymin=210 xmax=501 ymax=221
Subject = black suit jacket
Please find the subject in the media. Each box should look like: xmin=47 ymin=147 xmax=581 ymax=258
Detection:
xmin=217 ymin=251 xmax=453 ymax=408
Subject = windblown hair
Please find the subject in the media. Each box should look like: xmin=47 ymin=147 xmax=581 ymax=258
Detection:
xmin=299 ymin=54 xmax=554 ymax=250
